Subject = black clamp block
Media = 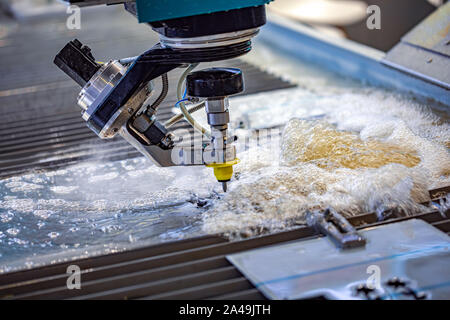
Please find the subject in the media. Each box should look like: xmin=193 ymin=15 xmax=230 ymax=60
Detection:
xmin=54 ymin=39 xmax=101 ymax=87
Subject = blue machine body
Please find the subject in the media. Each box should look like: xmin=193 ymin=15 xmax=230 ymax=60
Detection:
xmin=135 ymin=0 xmax=273 ymax=23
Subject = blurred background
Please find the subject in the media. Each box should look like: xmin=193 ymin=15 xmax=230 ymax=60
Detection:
xmin=271 ymin=0 xmax=444 ymax=51
xmin=0 ymin=0 xmax=445 ymax=51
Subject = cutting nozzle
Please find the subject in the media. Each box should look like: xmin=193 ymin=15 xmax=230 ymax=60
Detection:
xmin=206 ymin=159 xmax=239 ymax=192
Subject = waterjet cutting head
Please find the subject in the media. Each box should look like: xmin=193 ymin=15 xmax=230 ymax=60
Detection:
xmin=187 ymin=68 xmax=244 ymax=190
xmin=54 ymin=1 xmax=270 ymax=192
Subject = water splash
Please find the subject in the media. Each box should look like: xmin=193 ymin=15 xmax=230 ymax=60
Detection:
xmin=281 ymin=119 xmax=421 ymax=169
xmin=0 ymin=158 xmax=218 ymax=272
xmin=202 ymin=89 xmax=449 ymax=237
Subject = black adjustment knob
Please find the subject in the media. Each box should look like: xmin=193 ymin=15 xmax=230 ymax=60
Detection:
xmin=186 ymin=68 xmax=244 ymax=98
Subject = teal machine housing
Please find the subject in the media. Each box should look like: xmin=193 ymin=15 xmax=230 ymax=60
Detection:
xmin=135 ymin=0 xmax=273 ymax=23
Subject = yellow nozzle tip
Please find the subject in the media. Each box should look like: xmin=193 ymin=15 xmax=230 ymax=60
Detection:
xmin=206 ymin=159 xmax=240 ymax=182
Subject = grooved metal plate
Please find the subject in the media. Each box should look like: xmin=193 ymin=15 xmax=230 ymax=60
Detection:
xmin=0 ymin=188 xmax=448 ymax=300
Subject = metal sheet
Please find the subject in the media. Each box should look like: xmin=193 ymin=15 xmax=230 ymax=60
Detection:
xmin=383 ymin=3 xmax=450 ymax=90
xmin=383 ymin=42 xmax=450 ymax=89
xmin=402 ymin=3 xmax=450 ymax=57
xmin=227 ymin=219 xmax=450 ymax=300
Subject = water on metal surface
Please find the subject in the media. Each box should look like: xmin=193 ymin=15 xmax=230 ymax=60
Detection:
xmin=0 ymin=158 xmax=220 ymax=273
xmin=1 ymin=78 xmax=448 ymax=272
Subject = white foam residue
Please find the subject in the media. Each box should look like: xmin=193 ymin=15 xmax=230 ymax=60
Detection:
xmin=88 ymin=172 xmax=119 ymax=183
xmin=33 ymin=210 xmax=53 ymax=220
xmin=50 ymin=186 xmax=79 ymax=194
xmin=202 ymin=89 xmax=449 ymax=236
xmin=5 ymin=181 xmax=43 ymax=192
